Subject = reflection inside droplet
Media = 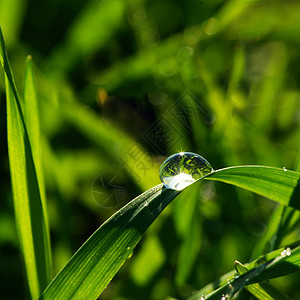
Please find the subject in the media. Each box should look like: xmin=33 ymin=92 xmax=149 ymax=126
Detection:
xmin=163 ymin=173 xmax=195 ymax=191
xmin=159 ymin=152 xmax=213 ymax=190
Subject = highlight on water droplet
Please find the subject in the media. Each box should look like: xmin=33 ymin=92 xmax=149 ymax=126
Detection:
xmin=159 ymin=152 xmax=213 ymax=190
xmin=227 ymin=279 xmax=233 ymax=290
xmin=283 ymin=167 xmax=287 ymax=171
xmin=281 ymin=247 xmax=291 ymax=257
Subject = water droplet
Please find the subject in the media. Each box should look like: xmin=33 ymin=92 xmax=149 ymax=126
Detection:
xmin=200 ymin=295 xmax=205 ymax=300
xmin=126 ymin=247 xmax=133 ymax=259
xmin=227 ymin=279 xmax=233 ymax=290
xmin=221 ymin=295 xmax=226 ymax=300
xmin=283 ymin=167 xmax=287 ymax=171
xmin=159 ymin=152 xmax=213 ymax=190
xmin=281 ymin=247 xmax=291 ymax=257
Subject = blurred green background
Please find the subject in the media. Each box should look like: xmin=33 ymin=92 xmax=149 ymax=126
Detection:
xmin=1 ymin=0 xmax=300 ymax=299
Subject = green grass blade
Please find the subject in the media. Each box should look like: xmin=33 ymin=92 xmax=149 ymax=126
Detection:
xmin=40 ymin=185 xmax=180 ymax=300
xmin=189 ymin=242 xmax=300 ymax=299
xmin=295 ymin=151 xmax=300 ymax=172
xmin=39 ymin=164 xmax=300 ymax=299
xmin=235 ymin=261 xmax=292 ymax=300
xmin=251 ymin=246 xmax=300 ymax=283
xmin=24 ymin=55 xmax=51 ymax=281
xmin=1 ymin=27 xmax=51 ymax=298
xmin=205 ymin=166 xmax=300 ymax=210
xmin=252 ymin=157 xmax=300 ymax=258
xmin=24 ymin=56 xmax=43 ymax=184
xmin=190 ymin=245 xmax=300 ymax=300
xmin=245 ymin=282 xmax=292 ymax=300
xmin=251 ymin=205 xmax=285 ymax=259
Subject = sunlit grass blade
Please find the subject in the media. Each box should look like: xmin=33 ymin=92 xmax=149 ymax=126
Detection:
xmin=39 ymin=163 xmax=300 ymax=299
xmin=0 ymin=27 xmax=51 ymax=298
xmin=189 ymin=244 xmax=300 ymax=300
xmin=251 ymin=246 xmax=300 ymax=283
xmin=24 ymin=56 xmax=44 ymax=191
xmin=205 ymin=166 xmax=300 ymax=210
xmin=189 ymin=242 xmax=300 ymax=298
xmin=24 ymin=55 xmax=51 ymax=281
xmin=40 ymin=185 xmax=180 ymax=300
xmin=235 ymin=261 xmax=292 ymax=300
xmin=252 ymin=156 xmax=300 ymax=258
xmin=295 ymin=151 xmax=300 ymax=172
xmin=251 ymin=205 xmax=285 ymax=259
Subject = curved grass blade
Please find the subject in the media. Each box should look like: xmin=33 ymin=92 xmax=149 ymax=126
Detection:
xmin=251 ymin=205 xmax=285 ymax=259
xmin=189 ymin=241 xmax=300 ymax=298
xmin=205 ymin=166 xmax=300 ymax=210
xmin=40 ymin=164 xmax=300 ymax=299
xmin=252 ymin=158 xmax=300 ymax=259
xmin=40 ymin=185 xmax=180 ymax=300
xmin=235 ymin=261 xmax=292 ymax=300
xmin=1 ymin=27 xmax=51 ymax=298
xmin=189 ymin=244 xmax=300 ymax=300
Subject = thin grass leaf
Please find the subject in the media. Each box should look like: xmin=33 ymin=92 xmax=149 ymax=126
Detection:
xmin=40 ymin=185 xmax=180 ymax=300
xmin=252 ymin=155 xmax=300 ymax=259
xmin=205 ymin=166 xmax=300 ymax=210
xmin=251 ymin=205 xmax=285 ymax=259
xmin=23 ymin=55 xmax=51 ymax=281
xmin=251 ymin=246 xmax=300 ymax=283
xmin=235 ymin=261 xmax=292 ymax=300
xmin=189 ymin=243 xmax=300 ymax=299
xmin=0 ymin=27 xmax=51 ymax=298
xmin=295 ymin=151 xmax=300 ymax=172
xmin=190 ymin=245 xmax=300 ymax=300
xmin=24 ymin=56 xmax=44 ymax=193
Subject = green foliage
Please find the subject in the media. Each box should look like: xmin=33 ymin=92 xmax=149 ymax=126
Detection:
xmin=235 ymin=261 xmax=292 ymax=300
xmin=1 ymin=0 xmax=300 ymax=299
xmin=39 ymin=166 xmax=299 ymax=299
xmin=205 ymin=166 xmax=300 ymax=210
xmin=0 ymin=29 xmax=51 ymax=299
xmin=41 ymin=185 xmax=179 ymax=299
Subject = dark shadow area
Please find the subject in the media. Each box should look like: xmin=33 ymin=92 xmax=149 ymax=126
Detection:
xmin=289 ymin=178 xmax=300 ymax=210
